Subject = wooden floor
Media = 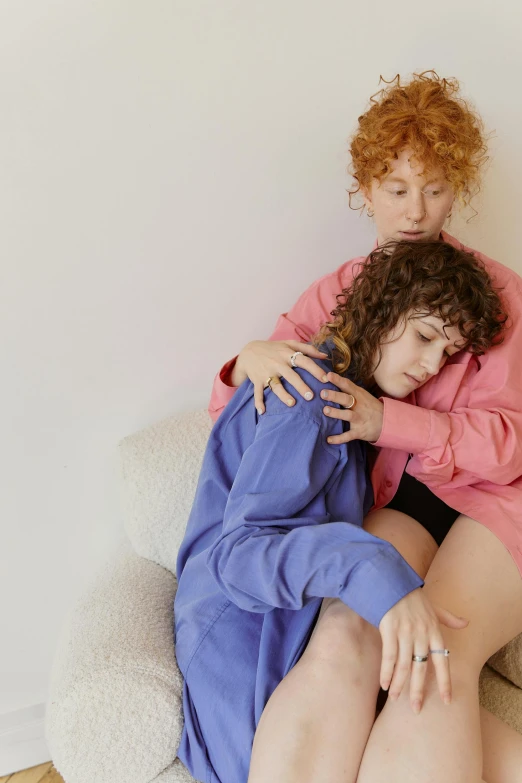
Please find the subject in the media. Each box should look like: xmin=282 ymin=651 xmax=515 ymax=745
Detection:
xmin=0 ymin=762 xmax=64 ymax=783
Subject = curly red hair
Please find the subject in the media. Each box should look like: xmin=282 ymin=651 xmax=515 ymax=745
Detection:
xmin=349 ymin=71 xmax=489 ymax=209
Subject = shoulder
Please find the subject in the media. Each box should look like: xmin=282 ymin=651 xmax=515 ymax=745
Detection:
xmin=262 ymin=356 xmax=357 ymax=447
xmin=297 ymin=255 xmax=368 ymax=304
xmin=442 ymin=231 xmax=522 ymax=303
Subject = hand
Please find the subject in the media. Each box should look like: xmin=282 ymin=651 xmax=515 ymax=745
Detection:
xmin=378 ymin=588 xmax=469 ymax=713
xmin=232 ymin=340 xmax=329 ymax=414
xmin=321 ymin=372 xmax=384 ymax=443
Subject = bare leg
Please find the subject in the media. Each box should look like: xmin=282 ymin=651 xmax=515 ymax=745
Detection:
xmin=356 ymin=515 xmax=522 ymax=783
xmin=248 ymin=510 xmax=522 ymax=783
xmin=247 ymin=511 xmax=437 ymax=783
xmin=247 ymin=600 xmax=382 ymax=783
xmin=366 ymin=510 xmax=522 ymax=783
xmin=481 ymin=708 xmax=522 ymax=783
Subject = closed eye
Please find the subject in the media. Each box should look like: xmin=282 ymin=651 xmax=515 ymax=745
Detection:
xmin=418 ymin=331 xmax=452 ymax=359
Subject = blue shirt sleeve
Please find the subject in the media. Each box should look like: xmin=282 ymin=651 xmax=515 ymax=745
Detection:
xmin=206 ymin=404 xmax=424 ymax=628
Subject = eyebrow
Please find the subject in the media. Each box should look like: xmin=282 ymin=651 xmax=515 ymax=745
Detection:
xmin=385 ymin=176 xmax=442 ymax=186
xmin=423 ymin=321 xmax=445 ymax=338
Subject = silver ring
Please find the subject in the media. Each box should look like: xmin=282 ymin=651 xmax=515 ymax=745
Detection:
xmin=430 ymin=649 xmax=450 ymax=656
xmin=412 ymin=654 xmax=429 ymax=663
xmin=290 ymin=351 xmax=304 ymax=368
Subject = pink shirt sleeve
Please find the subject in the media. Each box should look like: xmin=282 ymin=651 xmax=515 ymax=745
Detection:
xmin=374 ymin=272 xmax=522 ymax=487
xmin=208 ymin=261 xmax=360 ymax=421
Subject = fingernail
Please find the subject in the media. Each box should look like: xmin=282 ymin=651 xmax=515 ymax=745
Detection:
xmin=321 ymin=390 xmax=328 ymax=399
xmin=444 ymin=694 xmax=452 ymax=705
xmin=324 ymin=406 xmax=330 ymax=414
xmin=327 ymin=438 xmax=334 ymax=444
xmin=321 ymin=375 xmax=328 ymax=382
xmin=390 ymin=692 xmax=398 ymax=701
xmin=304 ymin=392 xmax=313 ymax=401
xmin=256 ymin=408 xmax=264 ymax=415
xmin=381 ymin=682 xmax=389 ymax=691
xmin=286 ymin=399 xmax=294 ymax=406
xmin=412 ymin=700 xmax=421 ymax=714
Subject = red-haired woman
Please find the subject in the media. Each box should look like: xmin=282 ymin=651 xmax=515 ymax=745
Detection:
xmin=208 ymin=73 xmax=522 ymax=782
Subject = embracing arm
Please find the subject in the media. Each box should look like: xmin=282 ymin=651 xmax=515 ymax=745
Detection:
xmin=375 ymin=288 xmax=522 ymax=487
xmin=376 ymin=381 xmax=522 ymax=487
xmin=205 ymin=403 xmax=423 ymax=627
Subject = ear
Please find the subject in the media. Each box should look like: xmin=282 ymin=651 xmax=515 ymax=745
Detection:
xmin=361 ymin=185 xmax=373 ymax=212
xmin=443 ymin=194 xmax=455 ymax=223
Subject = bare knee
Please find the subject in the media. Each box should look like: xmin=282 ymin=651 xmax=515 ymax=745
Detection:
xmin=364 ymin=508 xmax=438 ymax=579
xmin=304 ymin=598 xmax=381 ymax=671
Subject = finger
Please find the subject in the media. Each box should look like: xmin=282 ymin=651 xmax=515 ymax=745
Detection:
xmin=409 ymin=637 xmax=430 ymax=714
xmin=435 ymin=606 xmax=469 ymax=630
xmin=379 ymin=629 xmax=398 ymax=691
xmin=320 ymin=389 xmax=358 ymax=408
xmin=292 ymin=354 xmax=333 ymax=384
xmin=429 ymin=633 xmax=452 ymax=705
xmin=326 ymin=431 xmax=357 ymax=445
xmin=254 ymin=384 xmax=266 ymax=415
xmin=388 ymin=634 xmax=413 ymax=702
xmin=326 ymin=372 xmax=358 ymax=391
xmin=269 ymin=380 xmax=296 ymax=407
xmin=289 ymin=341 xmax=329 ymax=359
xmin=322 ymin=404 xmax=353 ymax=421
xmin=278 ymin=366 xmax=316 ymax=401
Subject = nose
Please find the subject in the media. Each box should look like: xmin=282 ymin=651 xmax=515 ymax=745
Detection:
xmin=405 ymin=192 xmax=427 ymax=224
xmin=419 ymin=348 xmax=445 ymax=377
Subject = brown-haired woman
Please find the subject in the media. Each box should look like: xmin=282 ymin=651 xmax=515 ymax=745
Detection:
xmin=174 ymin=239 xmax=507 ymax=783
xmin=208 ymin=73 xmax=522 ymax=782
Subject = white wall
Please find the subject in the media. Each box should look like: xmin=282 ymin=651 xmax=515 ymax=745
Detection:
xmin=1 ymin=0 xmax=521 ymax=761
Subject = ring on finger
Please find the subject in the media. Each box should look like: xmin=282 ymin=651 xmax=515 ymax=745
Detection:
xmin=266 ymin=376 xmax=282 ymax=391
xmin=290 ymin=351 xmax=304 ymax=368
xmin=412 ymin=654 xmax=429 ymax=663
xmin=342 ymin=394 xmax=357 ymax=410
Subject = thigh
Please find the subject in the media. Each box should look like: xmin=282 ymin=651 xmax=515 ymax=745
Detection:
xmin=306 ymin=508 xmax=438 ymax=660
xmin=363 ymin=508 xmax=439 ymax=579
xmin=423 ymin=515 xmax=522 ymax=668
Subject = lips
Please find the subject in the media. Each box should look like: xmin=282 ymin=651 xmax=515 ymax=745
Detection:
xmin=399 ymin=231 xmax=424 ymax=239
xmin=405 ymin=373 xmax=423 ymax=387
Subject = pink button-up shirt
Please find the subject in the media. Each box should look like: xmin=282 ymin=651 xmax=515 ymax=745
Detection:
xmin=209 ymin=232 xmax=522 ymax=575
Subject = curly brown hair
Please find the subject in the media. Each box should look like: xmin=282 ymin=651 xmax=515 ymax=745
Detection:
xmin=349 ymin=71 xmax=489 ymax=210
xmin=314 ymin=240 xmax=507 ymax=385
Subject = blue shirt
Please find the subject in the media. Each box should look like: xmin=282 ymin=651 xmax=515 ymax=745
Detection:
xmin=174 ymin=358 xmax=423 ymax=783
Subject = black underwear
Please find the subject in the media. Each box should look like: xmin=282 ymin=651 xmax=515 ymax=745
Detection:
xmin=385 ymin=469 xmax=460 ymax=546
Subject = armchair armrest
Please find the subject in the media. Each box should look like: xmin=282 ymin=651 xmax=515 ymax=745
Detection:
xmin=46 ymin=547 xmax=185 ymax=783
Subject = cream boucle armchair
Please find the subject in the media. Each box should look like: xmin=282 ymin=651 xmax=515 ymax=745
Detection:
xmin=45 ymin=409 xmax=522 ymax=783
